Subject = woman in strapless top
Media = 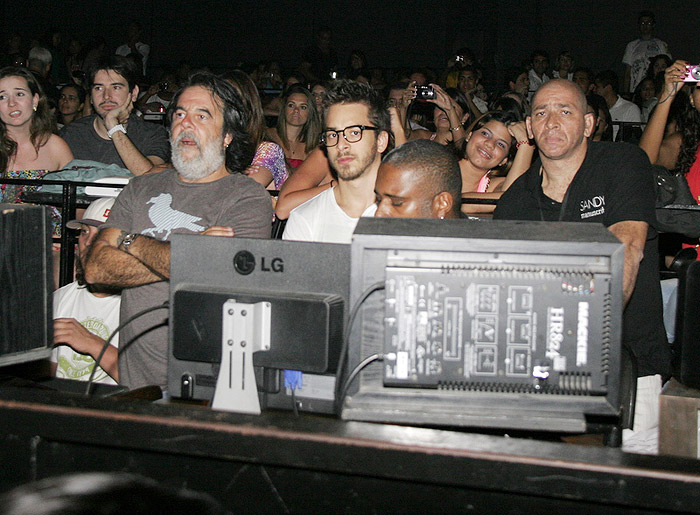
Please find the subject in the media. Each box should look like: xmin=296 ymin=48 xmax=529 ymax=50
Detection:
xmin=265 ymin=84 xmax=320 ymax=174
xmin=0 ymin=66 xmax=73 ymax=203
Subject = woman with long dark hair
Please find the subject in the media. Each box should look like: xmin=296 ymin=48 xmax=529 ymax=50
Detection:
xmin=640 ymin=60 xmax=700 ymax=260
xmin=265 ymin=84 xmax=321 ymax=172
xmin=223 ymin=70 xmax=288 ymax=190
xmin=640 ymin=60 xmax=700 ymax=189
xmin=0 ymin=66 xmax=73 ymax=203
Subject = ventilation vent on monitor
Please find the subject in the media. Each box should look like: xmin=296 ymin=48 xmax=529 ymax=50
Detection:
xmin=438 ymin=263 xmax=593 ymax=278
xmin=437 ymin=374 xmax=593 ymax=395
xmin=557 ymin=372 xmax=593 ymax=394
xmin=600 ymin=293 xmax=612 ymax=376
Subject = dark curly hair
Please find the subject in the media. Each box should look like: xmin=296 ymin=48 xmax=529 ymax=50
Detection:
xmin=0 ymin=66 xmax=54 ymax=173
xmin=674 ymin=98 xmax=700 ymax=176
xmin=168 ymin=71 xmax=256 ymax=174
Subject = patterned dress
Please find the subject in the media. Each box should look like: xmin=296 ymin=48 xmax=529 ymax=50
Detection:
xmin=1 ymin=169 xmax=61 ymax=236
xmin=245 ymin=141 xmax=289 ymax=190
xmin=0 ymin=169 xmax=49 ymax=203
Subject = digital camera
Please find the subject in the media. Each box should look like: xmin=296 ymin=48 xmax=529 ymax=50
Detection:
xmin=683 ymin=65 xmax=700 ymax=83
xmin=415 ymin=85 xmax=436 ymax=100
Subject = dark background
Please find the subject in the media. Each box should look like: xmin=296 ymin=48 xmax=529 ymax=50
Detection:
xmin=3 ymin=0 xmax=697 ymax=88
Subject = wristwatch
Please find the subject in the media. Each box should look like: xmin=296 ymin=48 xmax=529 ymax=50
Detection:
xmin=107 ymin=124 xmax=127 ymax=139
xmin=119 ymin=233 xmax=139 ymax=253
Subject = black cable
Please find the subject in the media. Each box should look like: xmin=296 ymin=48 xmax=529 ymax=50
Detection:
xmin=291 ymin=388 xmax=299 ymax=417
xmin=338 ymin=353 xmax=384 ymax=408
xmin=334 ymin=281 xmax=385 ymax=414
xmin=84 ymin=302 xmax=169 ymax=396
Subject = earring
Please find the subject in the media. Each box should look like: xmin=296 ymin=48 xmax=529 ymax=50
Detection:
xmin=440 ymin=215 xmax=445 ymax=220
xmin=32 ymin=105 xmax=37 ymax=112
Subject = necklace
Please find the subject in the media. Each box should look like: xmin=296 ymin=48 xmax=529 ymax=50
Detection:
xmin=285 ymin=134 xmax=304 ymax=158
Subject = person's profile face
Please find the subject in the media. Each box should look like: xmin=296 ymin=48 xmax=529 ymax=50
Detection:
xmin=594 ymin=81 xmax=608 ymax=98
xmin=639 ymin=79 xmax=655 ymax=101
xmin=375 ymin=163 xmax=435 ymax=218
xmin=91 ymin=69 xmax=135 ymax=119
xmin=284 ymin=93 xmax=310 ymax=127
xmin=638 ymin=16 xmax=654 ymax=37
xmin=458 ymin=71 xmax=477 ymax=93
xmin=324 ymin=102 xmax=386 ymax=182
xmin=0 ymin=75 xmax=39 ymax=128
xmin=465 ymin=120 xmax=512 ymax=171
xmin=59 ymin=86 xmax=82 ymax=116
xmin=573 ymin=72 xmax=592 ymax=93
xmin=513 ymin=73 xmax=530 ymax=95
xmin=527 ymin=82 xmax=593 ymax=160
xmin=532 ymin=55 xmax=549 ymax=75
xmin=692 ymin=83 xmax=700 ymax=114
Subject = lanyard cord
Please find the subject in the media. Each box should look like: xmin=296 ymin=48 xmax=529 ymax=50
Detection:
xmin=537 ymin=166 xmax=573 ymax=222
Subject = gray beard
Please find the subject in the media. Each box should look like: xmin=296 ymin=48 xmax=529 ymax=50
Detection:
xmin=171 ymin=131 xmax=226 ymax=180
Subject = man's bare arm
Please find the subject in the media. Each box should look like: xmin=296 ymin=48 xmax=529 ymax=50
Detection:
xmin=109 ymin=131 xmax=166 ymax=176
xmin=84 ymin=227 xmax=165 ymax=287
xmin=53 ymin=318 xmax=119 ymax=381
xmin=126 ymin=225 xmax=235 ymax=277
xmin=608 ymin=220 xmax=648 ymax=307
xmin=104 ymin=91 xmax=166 ymax=176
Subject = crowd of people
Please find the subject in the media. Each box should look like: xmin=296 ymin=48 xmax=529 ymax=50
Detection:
xmin=0 ymin=10 xmax=698 ymax=452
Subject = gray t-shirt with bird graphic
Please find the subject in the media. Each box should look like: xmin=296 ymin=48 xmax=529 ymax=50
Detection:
xmin=103 ymin=168 xmax=272 ymax=390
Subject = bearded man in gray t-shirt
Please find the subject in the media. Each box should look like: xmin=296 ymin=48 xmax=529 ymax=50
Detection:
xmin=84 ymin=72 xmax=272 ymax=390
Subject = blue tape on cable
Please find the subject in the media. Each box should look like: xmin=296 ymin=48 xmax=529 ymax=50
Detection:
xmin=284 ymin=370 xmax=303 ymax=390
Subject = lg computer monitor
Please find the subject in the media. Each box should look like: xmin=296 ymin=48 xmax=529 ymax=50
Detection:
xmin=168 ymin=234 xmax=350 ymax=414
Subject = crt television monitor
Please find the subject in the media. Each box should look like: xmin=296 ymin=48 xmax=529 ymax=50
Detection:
xmin=342 ymin=217 xmax=625 ymax=434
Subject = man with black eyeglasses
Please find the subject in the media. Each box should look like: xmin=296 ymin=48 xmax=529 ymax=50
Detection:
xmin=283 ymin=80 xmax=392 ymax=243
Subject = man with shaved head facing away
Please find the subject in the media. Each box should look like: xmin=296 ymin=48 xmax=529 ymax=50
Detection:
xmin=375 ymin=139 xmax=462 ymax=219
xmin=493 ymin=78 xmax=670 ymax=444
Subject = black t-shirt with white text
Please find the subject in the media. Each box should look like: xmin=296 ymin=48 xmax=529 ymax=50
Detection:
xmin=495 ymin=141 xmax=671 ymax=377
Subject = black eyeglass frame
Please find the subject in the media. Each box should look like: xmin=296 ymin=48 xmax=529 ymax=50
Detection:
xmin=319 ymin=124 xmax=379 ymax=147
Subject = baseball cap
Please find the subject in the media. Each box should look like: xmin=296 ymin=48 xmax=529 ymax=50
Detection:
xmin=66 ymin=197 xmax=115 ymax=230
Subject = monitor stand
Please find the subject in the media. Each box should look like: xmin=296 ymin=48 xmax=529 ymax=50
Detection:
xmin=212 ymin=300 xmax=271 ymax=414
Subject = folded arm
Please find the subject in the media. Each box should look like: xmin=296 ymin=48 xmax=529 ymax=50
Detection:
xmin=84 ymin=227 xmax=168 ymax=288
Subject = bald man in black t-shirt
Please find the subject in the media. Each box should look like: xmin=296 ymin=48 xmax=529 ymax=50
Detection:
xmin=494 ymin=79 xmax=670 ymax=441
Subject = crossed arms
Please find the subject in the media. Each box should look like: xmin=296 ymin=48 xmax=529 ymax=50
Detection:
xmin=84 ymin=226 xmax=235 ymax=288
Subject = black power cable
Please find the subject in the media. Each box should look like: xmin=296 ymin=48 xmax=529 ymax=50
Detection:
xmin=334 ymin=281 xmax=384 ymax=414
xmin=85 ymin=302 xmax=169 ymax=396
